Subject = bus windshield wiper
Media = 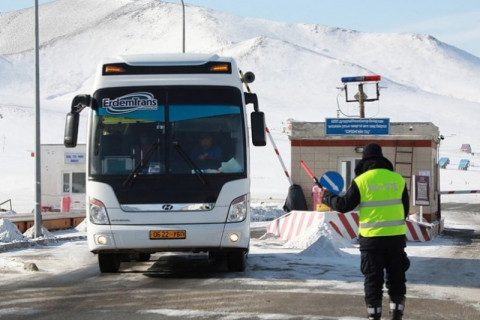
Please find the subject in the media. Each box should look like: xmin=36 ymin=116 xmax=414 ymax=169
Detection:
xmin=123 ymin=139 xmax=160 ymax=187
xmin=173 ymin=141 xmax=207 ymax=185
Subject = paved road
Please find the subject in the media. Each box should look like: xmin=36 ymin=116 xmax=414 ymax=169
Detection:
xmin=1 ymin=257 xmax=479 ymax=320
xmin=0 ymin=204 xmax=479 ymax=320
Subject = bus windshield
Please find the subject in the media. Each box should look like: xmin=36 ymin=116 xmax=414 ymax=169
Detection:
xmin=89 ymin=86 xmax=246 ymax=178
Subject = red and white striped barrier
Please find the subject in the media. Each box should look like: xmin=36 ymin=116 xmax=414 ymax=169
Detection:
xmin=440 ymin=190 xmax=480 ymax=194
xmin=264 ymin=211 xmax=441 ymax=242
xmin=332 ymin=212 xmax=438 ymax=242
xmin=327 ymin=212 xmax=359 ymax=240
xmin=264 ymin=211 xmax=324 ymax=241
xmin=265 ymin=126 xmax=293 ymax=186
xmin=405 ymin=219 xmax=432 ymax=241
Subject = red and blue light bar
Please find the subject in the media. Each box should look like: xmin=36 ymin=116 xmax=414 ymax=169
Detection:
xmin=341 ymin=75 xmax=381 ymax=83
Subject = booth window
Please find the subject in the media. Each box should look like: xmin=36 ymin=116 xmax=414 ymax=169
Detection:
xmin=338 ymin=157 xmax=361 ymax=193
xmin=63 ymin=172 xmax=86 ymax=194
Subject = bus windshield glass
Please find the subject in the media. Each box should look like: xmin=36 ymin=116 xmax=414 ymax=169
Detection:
xmin=89 ymin=86 xmax=246 ymax=177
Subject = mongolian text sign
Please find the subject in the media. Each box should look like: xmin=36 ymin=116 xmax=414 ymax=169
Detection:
xmin=325 ymin=118 xmax=390 ymax=135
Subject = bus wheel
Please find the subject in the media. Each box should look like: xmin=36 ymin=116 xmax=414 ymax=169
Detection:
xmin=227 ymin=250 xmax=247 ymax=272
xmin=98 ymin=253 xmax=120 ymax=273
xmin=137 ymin=253 xmax=151 ymax=262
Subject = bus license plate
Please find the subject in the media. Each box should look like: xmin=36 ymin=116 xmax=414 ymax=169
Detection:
xmin=149 ymin=230 xmax=186 ymax=240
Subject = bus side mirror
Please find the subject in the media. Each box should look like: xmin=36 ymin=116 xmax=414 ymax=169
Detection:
xmin=64 ymin=112 xmax=79 ymax=148
xmin=251 ymin=111 xmax=266 ymax=146
xmin=64 ymin=94 xmax=91 ymax=148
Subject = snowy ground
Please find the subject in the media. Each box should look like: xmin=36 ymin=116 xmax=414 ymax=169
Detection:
xmin=1 ymin=197 xmax=480 ymax=317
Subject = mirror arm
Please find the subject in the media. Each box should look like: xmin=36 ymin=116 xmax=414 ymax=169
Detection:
xmin=244 ymin=92 xmax=259 ymax=112
xmin=70 ymin=94 xmax=91 ymax=114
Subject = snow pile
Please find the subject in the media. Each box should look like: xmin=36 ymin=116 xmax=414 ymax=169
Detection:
xmin=285 ymin=221 xmax=354 ymax=257
xmin=0 ymin=218 xmax=63 ymax=243
xmin=23 ymin=225 xmax=56 ymax=240
xmin=0 ymin=218 xmax=29 ymax=243
xmin=250 ymin=202 xmax=285 ymax=222
xmin=74 ymin=219 xmax=87 ymax=232
xmin=0 ymin=210 xmax=17 ymax=215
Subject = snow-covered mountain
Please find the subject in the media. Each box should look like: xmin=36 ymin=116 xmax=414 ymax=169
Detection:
xmin=1 ymin=0 xmax=479 ymax=211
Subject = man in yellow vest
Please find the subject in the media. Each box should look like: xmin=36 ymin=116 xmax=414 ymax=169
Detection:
xmin=321 ymin=143 xmax=410 ymax=320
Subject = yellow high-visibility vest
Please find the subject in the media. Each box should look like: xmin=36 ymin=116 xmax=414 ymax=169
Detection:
xmin=354 ymin=168 xmax=406 ymax=237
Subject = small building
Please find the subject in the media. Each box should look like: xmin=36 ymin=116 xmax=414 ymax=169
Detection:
xmin=460 ymin=144 xmax=472 ymax=154
xmin=41 ymin=144 xmax=86 ymax=212
xmin=458 ymin=159 xmax=470 ymax=170
xmin=288 ymin=121 xmax=442 ymax=223
xmin=438 ymin=157 xmax=450 ymax=169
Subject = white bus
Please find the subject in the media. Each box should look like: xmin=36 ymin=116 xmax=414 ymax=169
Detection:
xmin=64 ymin=54 xmax=266 ymax=273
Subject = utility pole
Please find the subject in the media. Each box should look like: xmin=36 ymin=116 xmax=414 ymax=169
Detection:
xmin=358 ymin=83 xmax=365 ymax=118
xmin=181 ymin=0 xmax=185 ymax=53
xmin=34 ymin=0 xmax=43 ymax=238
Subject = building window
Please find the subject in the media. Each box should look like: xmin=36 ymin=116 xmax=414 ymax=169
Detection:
xmin=62 ymin=172 xmax=86 ymax=194
xmin=63 ymin=173 xmax=70 ymax=193
xmin=338 ymin=157 xmax=361 ymax=193
xmin=72 ymin=172 xmax=86 ymax=193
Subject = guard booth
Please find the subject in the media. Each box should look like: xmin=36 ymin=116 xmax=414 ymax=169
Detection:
xmin=288 ymin=120 xmax=442 ymax=226
xmin=41 ymin=144 xmax=86 ymax=212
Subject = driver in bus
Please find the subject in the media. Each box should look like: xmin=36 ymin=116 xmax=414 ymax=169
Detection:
xmin=191 ymin=133 xmax=222 ymax=169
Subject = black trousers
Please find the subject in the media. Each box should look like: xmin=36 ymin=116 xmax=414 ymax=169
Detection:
xmin=359 ymin=235 xmax=410 ymax=305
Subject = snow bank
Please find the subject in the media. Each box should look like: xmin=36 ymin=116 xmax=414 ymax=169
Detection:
xmin=74 ymin=219 xmax=87 ymax=232
xmin=0 ymin=218 xmax=72 ymax=244
xmin=23 ymin=225 xmax=56 ymax=240
xmin=251 ymin=202 xmax=285 ymax=222
xmin=0 ymin=218 xmax=28 ymax=243
xmin=284 ymin=220 xmax=354 ymax=257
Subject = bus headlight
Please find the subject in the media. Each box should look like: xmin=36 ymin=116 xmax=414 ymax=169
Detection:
xmin=89 ymin=197 xmax=110 ymax=225
xmin=227 ymin=195 xmax=248 ymax=223
xmin=95 ymin=234 xmax=110 ymax=245
xmin=229 ymin=232 xmax=240 ymax=242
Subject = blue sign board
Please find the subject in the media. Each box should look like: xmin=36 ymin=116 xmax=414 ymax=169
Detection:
xmin=320 ymin=171 xmax=344 ymax=195
xmin=326 ymin=118 xmax=390 ymax=135
xmin=65 ymin=153 xmax=86 ymax=164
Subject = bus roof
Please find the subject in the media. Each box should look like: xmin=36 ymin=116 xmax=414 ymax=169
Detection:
xmin=93 ymin=53 xmax=242 ymax=89
xmin=102 ymin=53 xmax=232 ymax=66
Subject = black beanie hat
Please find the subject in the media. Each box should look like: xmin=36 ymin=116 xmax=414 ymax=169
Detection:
xmin=362 ymin=143 xmax=383 ymax=159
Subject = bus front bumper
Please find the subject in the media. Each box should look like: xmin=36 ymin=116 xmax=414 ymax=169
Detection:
xmin=87 ymin=222 xmax=250 ymax=254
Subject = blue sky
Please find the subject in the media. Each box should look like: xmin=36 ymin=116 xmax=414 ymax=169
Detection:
xmin=2 ymin=0 xmax=480 ymax=57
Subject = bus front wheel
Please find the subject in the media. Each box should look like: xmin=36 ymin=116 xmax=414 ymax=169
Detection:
xmin=98 ymin=253 xmax=120 ymax=273
xmin=227 ymin=250 xmax=247 ymax=272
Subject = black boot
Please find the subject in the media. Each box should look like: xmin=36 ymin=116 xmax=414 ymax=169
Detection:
xmin=389 ymin=296 xmax=405 ymax=320
xmin=367 ymin=302 xmax=382 ymax=320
